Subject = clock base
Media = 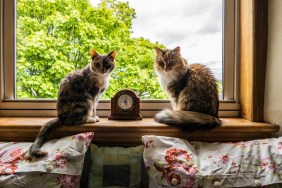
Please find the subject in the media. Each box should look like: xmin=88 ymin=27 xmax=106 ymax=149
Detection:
xmin=108 ymin=114 xmax=142 ymax=120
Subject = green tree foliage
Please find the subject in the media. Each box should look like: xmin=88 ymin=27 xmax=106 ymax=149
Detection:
xmin=16 ymin=0 xmax=167 ymax=99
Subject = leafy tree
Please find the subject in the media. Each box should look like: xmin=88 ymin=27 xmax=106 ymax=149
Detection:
xmin=16 ymin=0 xmax=167 ymax=99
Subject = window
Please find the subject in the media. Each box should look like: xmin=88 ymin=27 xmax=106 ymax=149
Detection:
xmin=0 ymin=0 xmax=239 ymax=117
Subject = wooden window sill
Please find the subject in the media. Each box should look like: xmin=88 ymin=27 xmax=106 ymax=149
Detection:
xmin=0 ymin=117 xmax=279 ymax=146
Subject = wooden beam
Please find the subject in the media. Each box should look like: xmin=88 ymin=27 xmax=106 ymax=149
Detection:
xmin=239 ymin=0 xmax=268 ymax=121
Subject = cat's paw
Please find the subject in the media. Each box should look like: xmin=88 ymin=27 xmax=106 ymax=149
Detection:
xmin=94 ymin=116 xmax=100 ymax=122
xmin=86 ymin=116 xmax=99 ymax=123
xmin=29 ymin=144 xmax=48 ymax=158
xmin=29 ymin=148 xmax=48 ymax=158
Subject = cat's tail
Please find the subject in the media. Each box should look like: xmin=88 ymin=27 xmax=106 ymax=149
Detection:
xmin=29 ymin=118 xmax=62 ymax=158
xmin=154 ymin=109 xmax=222 ymax=131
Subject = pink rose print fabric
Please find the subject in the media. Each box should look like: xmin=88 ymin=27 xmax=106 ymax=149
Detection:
xmin=56 ymin=174 xmax=80 ymax=188
xmin=142 ymin=135 xmax=282 ymax=188
xmin=0 ymin=132 xmax=93 ymax=188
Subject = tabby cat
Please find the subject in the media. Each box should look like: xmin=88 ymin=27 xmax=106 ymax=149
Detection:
xmin=29 ymin=49 xmax=116 ymax=157
xmin=154 ymin=46 xmax=221 ymax=131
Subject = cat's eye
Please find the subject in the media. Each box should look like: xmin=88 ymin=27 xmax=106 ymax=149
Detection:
xmin=104 ymin=63 xmax=111 ymax=69
xmin=95 ymin=63 xmax=101 ymax=68
xmin=158 ymin=61 xmax=164 ymax=66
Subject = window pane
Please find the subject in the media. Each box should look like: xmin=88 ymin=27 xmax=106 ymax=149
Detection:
xmin=16 ymin=0 xmax=222 ymax=99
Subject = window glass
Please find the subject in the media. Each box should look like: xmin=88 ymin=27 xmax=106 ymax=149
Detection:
xmin=16 ymin=0 xmax=222 ymax=99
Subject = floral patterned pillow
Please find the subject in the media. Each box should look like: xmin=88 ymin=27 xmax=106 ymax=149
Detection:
xmin=0 ymin=132 xmax=94 ymax=188
xmin=142 ymin=135 xmax=282 ymax=188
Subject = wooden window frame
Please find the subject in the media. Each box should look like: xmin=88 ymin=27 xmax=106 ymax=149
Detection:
xmin=0 ymin=0 xmax=268 ymax=121
xmin=0 ymin=0 xmax=279 ymax=145
xmin=239 ymin=0 xmax=268 ymax=122
xmin=0 ymin=0 xmax=240 ymax=118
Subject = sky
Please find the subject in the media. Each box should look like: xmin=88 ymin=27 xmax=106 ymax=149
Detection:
xmin=90 ymin=0 xmax=223 ymax=80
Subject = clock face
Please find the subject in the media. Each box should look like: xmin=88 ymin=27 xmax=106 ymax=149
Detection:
xmin=108 ymin=89 xmax=142 ymax=120
xmin=117 ymin=94 xmax=133 ymax=110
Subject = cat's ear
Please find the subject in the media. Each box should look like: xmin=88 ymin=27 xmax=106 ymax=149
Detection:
xmin=155 ymin=47 xmax=164 ymax=55
xmin=90 ymin=49 xmax=99 ymax=58
xmin=107 ymin=50 xmax=116 ymax=61
xmin=173 ymin=46 xmax=181 ymax=53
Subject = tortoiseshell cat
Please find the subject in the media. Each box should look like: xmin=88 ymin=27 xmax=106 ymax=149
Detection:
xmin=154 ymin=46 xmax=221 ymax=131
xmin=29 ymin=49 xmax=116 ymax=157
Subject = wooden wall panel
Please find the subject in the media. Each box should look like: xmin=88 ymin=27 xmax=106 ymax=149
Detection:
xmin=239 ymin=0 xmax=268 ymax=121
xmin=240 ymin=0 xmax=254 ymax=120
